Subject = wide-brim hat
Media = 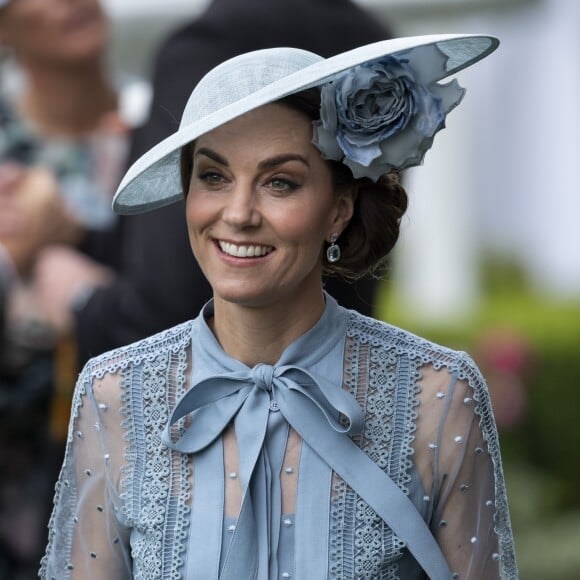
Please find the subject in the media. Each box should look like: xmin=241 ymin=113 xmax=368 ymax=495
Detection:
xmin=113 ymin=33 xmax=499 ymax=215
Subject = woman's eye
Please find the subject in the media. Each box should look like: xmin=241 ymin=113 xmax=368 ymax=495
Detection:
xmin=199 ymin=171 xmax=224 ymax=185
xmin=268 ymin=177 xmax=298 ymax=192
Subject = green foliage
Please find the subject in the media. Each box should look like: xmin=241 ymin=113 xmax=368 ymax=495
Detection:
xmin=377 ymin=278 xmax=580 ymax=510
xmin=505 ymin=462 xmax=580 ymax=579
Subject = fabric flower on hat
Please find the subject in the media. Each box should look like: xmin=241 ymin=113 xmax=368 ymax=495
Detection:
xmin=313 ymin=48 xmax=466 ymax=181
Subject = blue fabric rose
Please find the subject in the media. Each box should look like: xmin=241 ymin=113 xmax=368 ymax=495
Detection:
xmin=313 ymin=47 xmax=466 ymax=181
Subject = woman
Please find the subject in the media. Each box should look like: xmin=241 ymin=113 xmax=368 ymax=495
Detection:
xmin=0 ymin=0 xmax=127 ymax=359
xmin=41 ymin=35 xmax=517 ymax=579
xmin=0 ymin=0 xmax=127 ymax=233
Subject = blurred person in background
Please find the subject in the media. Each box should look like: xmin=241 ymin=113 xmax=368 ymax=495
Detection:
xmin=0 ymin=0 xmax=138 ymax=576
xmin=31 ymin=0 xmax=393 ymax=368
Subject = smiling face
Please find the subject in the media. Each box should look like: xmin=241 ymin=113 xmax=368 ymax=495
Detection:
xmin=0 ymin=0 xmax=107 ymax=67
xmin=185 ymin=103 xmax=354 ymax=311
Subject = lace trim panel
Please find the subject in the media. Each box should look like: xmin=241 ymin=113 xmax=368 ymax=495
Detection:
xmin=329 ymin=313 xmax=420 ymax=579
xmin=120 ymin=346 xmax=191 ymax=579
xmin=343 ymin=313 xmax=517 ymax=580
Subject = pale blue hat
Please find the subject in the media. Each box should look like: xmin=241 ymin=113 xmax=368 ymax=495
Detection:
xmin=113 ymin=33 xmax=499 ymax=215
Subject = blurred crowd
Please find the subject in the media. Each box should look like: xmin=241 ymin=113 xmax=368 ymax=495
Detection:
xmin=0 ymin=0 xmax=391 ymax=576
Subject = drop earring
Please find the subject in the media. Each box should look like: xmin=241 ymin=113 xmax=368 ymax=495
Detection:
xmin=326 ymin=233 xmax=341 ymax=264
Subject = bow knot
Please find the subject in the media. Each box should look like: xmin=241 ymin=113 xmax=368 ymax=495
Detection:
xmin=251 ymin=363 xmax=275 ymax=392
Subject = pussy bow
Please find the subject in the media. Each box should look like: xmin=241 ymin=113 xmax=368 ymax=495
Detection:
xmin=162 ymin=297 xmax=451 ymax=580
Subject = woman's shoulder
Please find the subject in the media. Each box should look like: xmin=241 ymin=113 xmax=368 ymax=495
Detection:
xmin=81 ymin=319 xmax=194 ymax=380
xmin=345 ymin=309 xmax=481 ymax=379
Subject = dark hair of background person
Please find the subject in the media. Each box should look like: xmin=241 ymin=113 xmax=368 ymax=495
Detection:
xmin=75 ymin=0 xmax=394 ymax=366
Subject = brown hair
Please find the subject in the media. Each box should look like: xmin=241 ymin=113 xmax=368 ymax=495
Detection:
xmin=180 ymin=89 xmax=408 ymax=281
xmin=325 ymin=168 xmax=407 ymax=280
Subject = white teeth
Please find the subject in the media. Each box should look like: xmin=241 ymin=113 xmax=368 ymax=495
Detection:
xmin=218 ymin=241 xmax=273 ymax=258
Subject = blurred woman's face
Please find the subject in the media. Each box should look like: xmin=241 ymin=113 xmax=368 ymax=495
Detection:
xmin=0 ymin=0 xmax=107 ymax=67
xmin=185 ymin=103 xmax=353 ymax=310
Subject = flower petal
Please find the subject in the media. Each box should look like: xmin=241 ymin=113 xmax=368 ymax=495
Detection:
xmin=312 ymin=45 xmax=466 ymax=180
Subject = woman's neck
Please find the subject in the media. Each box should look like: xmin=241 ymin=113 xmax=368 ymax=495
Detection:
xmin=210 ymin=290 xmax=326 ymax=367
xmin=19 ymin=59 xmax=117 ymax=138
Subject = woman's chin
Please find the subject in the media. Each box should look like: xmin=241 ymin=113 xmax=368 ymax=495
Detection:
xmin=213 ymin=287 xmax=276 ymax=309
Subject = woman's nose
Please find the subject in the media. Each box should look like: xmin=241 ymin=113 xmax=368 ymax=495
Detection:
xmin=222 ymin=184 xmax=261 ymax=228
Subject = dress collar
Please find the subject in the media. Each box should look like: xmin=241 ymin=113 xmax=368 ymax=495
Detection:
xmin=191 ymin=291 xmax=350 ymax=381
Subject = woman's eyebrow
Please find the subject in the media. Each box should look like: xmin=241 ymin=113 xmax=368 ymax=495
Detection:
xmin=258 ymin=154 xmax=310 ymax=170
xmin=194 ymin=147 xmax=228 ymax=166
xmin=194 ymin=149 xmax=309 ymax=170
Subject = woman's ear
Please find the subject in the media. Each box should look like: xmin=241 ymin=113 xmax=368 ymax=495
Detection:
xmin=328 ymin=186 xmax=355 ymax=239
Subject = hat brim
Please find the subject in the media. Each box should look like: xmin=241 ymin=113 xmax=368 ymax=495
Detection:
xmin=113 ymin=33 xmax=498 ymax=215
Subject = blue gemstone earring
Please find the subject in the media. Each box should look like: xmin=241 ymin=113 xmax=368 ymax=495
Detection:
xmin=326 ymin=233 xmax=341 ymax=264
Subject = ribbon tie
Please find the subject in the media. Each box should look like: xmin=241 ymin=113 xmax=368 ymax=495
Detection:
xmin=164 ymin=361 xmax=363 ymax=452
xmin=163 ymin=361 xmax=363 ymax=580
xmin=162 ymin=296 xmax=452 ymax=580
xmin=251 ymin=363 xmax=274 ymax=391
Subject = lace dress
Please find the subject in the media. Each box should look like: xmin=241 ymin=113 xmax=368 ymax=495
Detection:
xmin=40 ymin=294 xmax=517 ymax=579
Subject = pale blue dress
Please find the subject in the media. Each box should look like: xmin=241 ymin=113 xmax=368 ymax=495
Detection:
xmin=40 ymin=294 xmax=517 ymax=579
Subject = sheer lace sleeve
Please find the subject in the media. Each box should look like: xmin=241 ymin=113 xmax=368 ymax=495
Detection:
xmin=413 ymin=353 xmax=517 ymax=579
xmin=40 ymin=363 xmax=132 ymax=579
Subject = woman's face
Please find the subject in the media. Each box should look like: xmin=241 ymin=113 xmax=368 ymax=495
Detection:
xmin=0 ymin=0 xmax=107 ymax=67
xmin=185 ymin=103 xmax=353 ymax=310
